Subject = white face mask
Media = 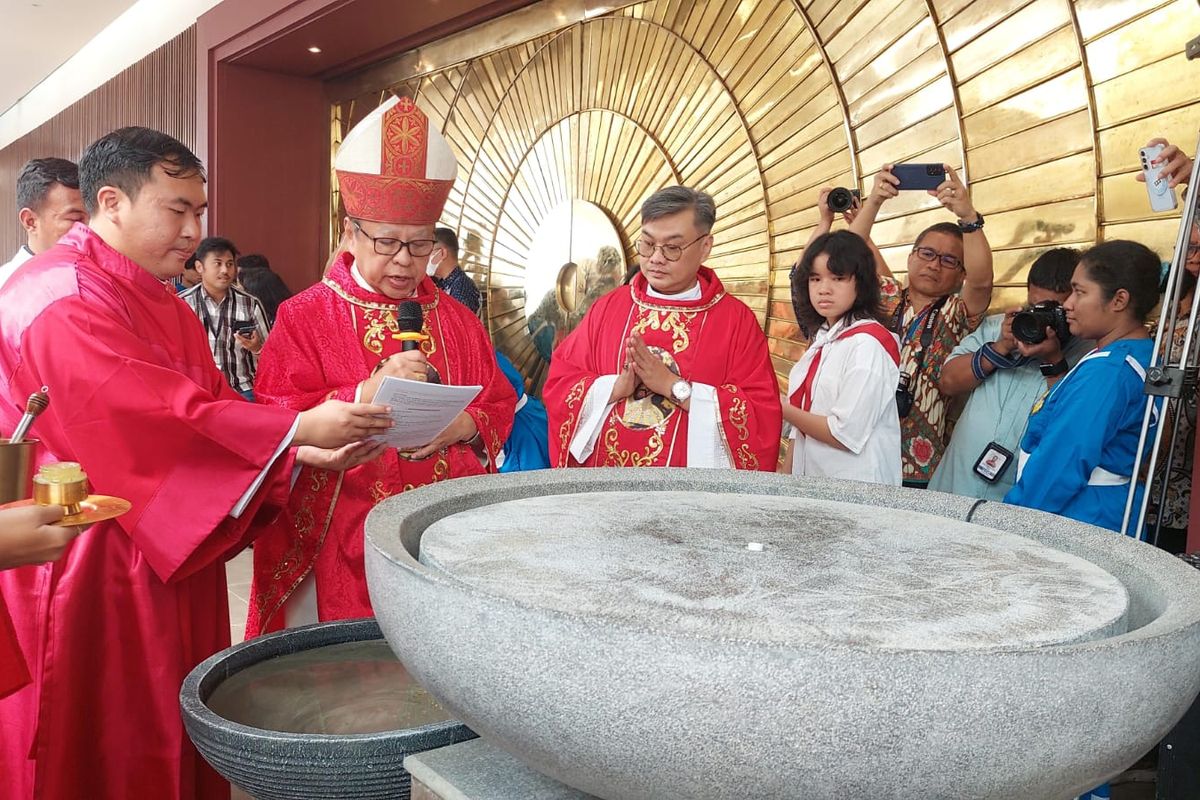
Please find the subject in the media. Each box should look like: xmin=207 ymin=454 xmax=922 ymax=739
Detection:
xmin=426 ymin=250 xmax=442 ymax=276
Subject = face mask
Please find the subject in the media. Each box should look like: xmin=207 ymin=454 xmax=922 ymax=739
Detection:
xmin=426 ymin=252 xmax=442 ymax=276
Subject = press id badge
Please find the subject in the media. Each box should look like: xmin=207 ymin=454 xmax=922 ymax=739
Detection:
xmin=973 ymin=442 xmax=1014 ymax=483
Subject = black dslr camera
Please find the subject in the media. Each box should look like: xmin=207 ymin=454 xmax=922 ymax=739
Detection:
xmin=1012 ymin=300 xmax=1071 ymax=345
xmin=826 ymin=187 xmax=861 ymax=214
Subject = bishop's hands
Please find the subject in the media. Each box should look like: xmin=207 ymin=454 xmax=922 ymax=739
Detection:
xmin=359 ymin=351 xmax=433 ymax=403
xmin=0 ymin=505 xmax=89 ymax=570
xmin=407 ymin=412 xmax=479 ymax=461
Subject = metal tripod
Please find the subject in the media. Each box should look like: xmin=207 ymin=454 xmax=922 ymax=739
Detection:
xmin=1120 ymin=131 xmax=1200 ymax=545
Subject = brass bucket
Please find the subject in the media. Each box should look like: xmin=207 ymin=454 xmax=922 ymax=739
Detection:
xmin=0 ymin=438 xmax=37 ymax=505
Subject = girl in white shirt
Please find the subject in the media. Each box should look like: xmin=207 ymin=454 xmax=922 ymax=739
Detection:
xmin=783 ymin=231 xmax=902 ymax=484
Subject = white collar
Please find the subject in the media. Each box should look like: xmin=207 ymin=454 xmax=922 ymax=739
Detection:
xmin=646 ymin=281 xmax=702 ymax=301
xmin=350 ymin=262 xmax=417 ymax=299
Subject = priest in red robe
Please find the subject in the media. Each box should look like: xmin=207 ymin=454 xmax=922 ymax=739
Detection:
xmin=246 ymin=97 xmax=515 ymax=636
xmin=544 ymin=186 xmax=781 ymax=470
xmin=0 ymin=127 xmax=392 ymax=800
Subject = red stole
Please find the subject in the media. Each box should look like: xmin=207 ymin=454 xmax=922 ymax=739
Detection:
xmin=790 ymin=320 xmax=901 ymax=411
xmin=544 ymin=267 xmax=781 ymax=470
xmin=246 ymin=254 xmax=515 ymax=636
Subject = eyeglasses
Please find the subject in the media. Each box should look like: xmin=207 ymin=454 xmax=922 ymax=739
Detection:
xmin=352 ymin=220 xmax=436 ymax=258
xmin=635 ymin=234 xmax=708 ymax=263
xmin=911 ymin=246 xmax=963 ymax=270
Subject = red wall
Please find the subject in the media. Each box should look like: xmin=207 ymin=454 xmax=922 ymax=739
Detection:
xmin=210 ymin=63 xmax=328 ymax=290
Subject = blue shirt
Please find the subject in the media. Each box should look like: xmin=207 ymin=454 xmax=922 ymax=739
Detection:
xmin=1004 ymin=337 xmax=1157 ymax=532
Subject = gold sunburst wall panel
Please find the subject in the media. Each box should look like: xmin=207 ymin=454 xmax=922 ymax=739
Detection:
xmin=332 ymin=0 xmax=1200 ymax=391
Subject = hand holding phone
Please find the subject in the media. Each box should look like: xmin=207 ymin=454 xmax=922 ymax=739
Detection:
xmin=891 ymin=163 xmax=947 ymax=191
xmin=1140 ymin=144 xmax=1180 ymax=212
xmin=233 ymin=321 xmax=257 ymax=338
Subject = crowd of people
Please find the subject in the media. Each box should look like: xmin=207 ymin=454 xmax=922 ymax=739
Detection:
xmin=0 ymin=92 xmax=1194 ymax=800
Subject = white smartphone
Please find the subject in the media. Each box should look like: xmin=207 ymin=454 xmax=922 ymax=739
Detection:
xmin=1140 ymin=144 xmax=1178 ymax=213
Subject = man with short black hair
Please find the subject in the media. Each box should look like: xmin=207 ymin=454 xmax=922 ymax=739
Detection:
xmin=0 ymin=157 xmax=88 ymax=291
xmin=932 ymin=248 xmax=1092 ymax=499
xmin=430 ymin=226 xmax=481 ymax=313
xmin=0 ymin=126 xmax=391 ymax=800
xmin=544 ymin=185 xmax=781 ymax=470
xmin=850 ymin=163 xmax=995 ymax=487
xmin=179 ymin=236 xmax=270 ymax=400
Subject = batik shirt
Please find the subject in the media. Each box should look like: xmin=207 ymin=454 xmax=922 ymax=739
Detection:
xmin=880 ymin=276 xmax=985 ymax=484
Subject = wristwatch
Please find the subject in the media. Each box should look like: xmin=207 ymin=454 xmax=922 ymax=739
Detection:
xmin=958 ymin=213 xmax=985 ymax=233
xmin=1039 ymin=359 xmax=1069 ymax=377
xmin=670 ymin=380 xmax=692 ymax=404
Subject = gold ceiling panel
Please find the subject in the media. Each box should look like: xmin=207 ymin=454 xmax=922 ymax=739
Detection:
xmin=332 ymin=0 xmax=1200 ymax=390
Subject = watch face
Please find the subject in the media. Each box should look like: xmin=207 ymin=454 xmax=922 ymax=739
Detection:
xmin=672 ymin=381 xmax=691 ymax=402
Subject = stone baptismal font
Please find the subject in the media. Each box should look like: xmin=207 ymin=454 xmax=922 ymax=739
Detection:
xmin=364 ymin=468 xmax=1200 ymax=800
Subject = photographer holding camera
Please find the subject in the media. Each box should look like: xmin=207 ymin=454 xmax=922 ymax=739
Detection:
xmin=931 ymin=249 xmax=1092 ymax=499
xmin=850 ymin=163 xmax=994 ymax=488
xmin=1004 ymin=240 xmax=1162 ymax=532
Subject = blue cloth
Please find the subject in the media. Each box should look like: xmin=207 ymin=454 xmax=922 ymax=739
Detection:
xmin=238 ymin=389 xmax=256 ymax=402
xmin=1005 ymin=338 xmax=1157 ymax=533
xmin=495 ymin=351 xmax=550 ymax=472
xmin=1078 ymin=784 xmax=1110 ymax=799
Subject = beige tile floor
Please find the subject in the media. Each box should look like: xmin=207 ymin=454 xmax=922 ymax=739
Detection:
xmin=226 ymin=547 xmax=252 ymax=644
xmin=224 ymin=549 xmax=254 ymax=799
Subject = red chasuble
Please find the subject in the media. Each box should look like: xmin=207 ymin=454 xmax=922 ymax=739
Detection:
xmin=543 ymin=268 xmax=780 ymax=469
xmin=246 ymin=254 xmax=514 ymax=636
xmin=0 ymin=224 xmax=298 ymax=800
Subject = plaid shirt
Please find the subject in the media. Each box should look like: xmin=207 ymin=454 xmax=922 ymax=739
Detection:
xmin=178 ymin=284 xmax=271 ymax=393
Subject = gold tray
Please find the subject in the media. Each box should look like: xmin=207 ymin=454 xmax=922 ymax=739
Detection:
xmin=0 ymin=495 xmax=131 ymax=525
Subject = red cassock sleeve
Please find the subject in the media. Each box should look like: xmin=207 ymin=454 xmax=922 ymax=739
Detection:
xmin=542 ymin=292 xmax=616 ymax=468
xmin=10 ymin=297 xmax=298 ymax=584
xmin=711 ymin=302 xmax=782 ymax=471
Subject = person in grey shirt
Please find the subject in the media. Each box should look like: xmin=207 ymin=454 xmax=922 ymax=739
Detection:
xmin=931 ymin=248 xmax=1092 ymax=500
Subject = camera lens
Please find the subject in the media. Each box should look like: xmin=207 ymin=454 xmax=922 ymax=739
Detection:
xmin=1011 ymin=310 xmax=1047 ymax=344
xmin=827 ymin=187 xmax=856 ymax=213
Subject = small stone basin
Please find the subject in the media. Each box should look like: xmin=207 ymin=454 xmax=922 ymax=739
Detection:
xmin=364 ymin=468 xmax=1200 ymax=800
xmin=180 ymin=617 xmax=476 ymax=800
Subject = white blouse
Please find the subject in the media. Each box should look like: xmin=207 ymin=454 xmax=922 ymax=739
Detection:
xmin=787 ymin=318 xmax=902 ymax=485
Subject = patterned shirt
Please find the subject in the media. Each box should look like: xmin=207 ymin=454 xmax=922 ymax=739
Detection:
xmin=178 ymin=284 xmax=271 ymax=393
xmin=880 ymin=276 xmax=984 ymax=485
xmin=433 ymin=266 xmax=481 ymax=314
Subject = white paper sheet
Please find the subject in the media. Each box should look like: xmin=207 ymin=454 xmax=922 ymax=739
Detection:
xmin=369 ymin=377 xmax=482 ymax=450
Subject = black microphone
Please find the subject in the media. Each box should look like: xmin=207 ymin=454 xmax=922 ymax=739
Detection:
xmin=397 ymin=300 xmax=423 ymax=352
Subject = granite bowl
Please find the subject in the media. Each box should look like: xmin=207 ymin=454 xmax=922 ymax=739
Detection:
xmin=180 ymin=617 xmax=476 ymax=799
xmin=364 ymin=468 xmax=1200 ymax=800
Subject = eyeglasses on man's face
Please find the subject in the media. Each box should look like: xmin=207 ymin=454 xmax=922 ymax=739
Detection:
xmin=635 ymin=234 xmax=708 ymax=263
xmin=352 ymin=220 xmax=436 ymax=258
xmin=911 ymin=245 xmax=963 ymax=271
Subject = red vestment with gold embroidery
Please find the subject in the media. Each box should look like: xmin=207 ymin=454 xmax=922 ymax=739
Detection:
xmin=246 ymin=255 xmax=515 ymax=636
xmin=543 ymin=268 xmax=780 ymax=470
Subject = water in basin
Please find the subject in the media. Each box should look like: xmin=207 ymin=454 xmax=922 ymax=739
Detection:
xmin=206 ymin=639 xmax=451 ymax=735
